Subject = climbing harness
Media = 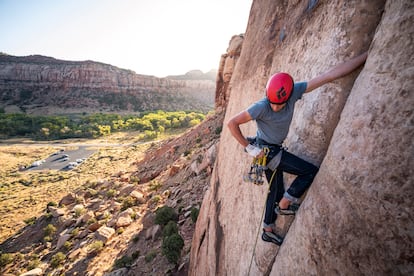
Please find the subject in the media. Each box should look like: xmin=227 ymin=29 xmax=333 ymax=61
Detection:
xmin=243 ymin=147 xmax=270 ymax=185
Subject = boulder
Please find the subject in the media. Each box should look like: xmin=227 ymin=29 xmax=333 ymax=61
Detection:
xmin=169 ymin=164 xmax=181 ymax=176
xmin=19 ymin=268 xmax=43 ymax=276
xmin=145 ymin=225 xmax=162 ymax=241
xmin=190 ymin=143 xmax=218 ymax=175
xmin=56 ymin=234 xmax=72 ymax=250
xmin=95 ymin=226 xmax=115 ymax=243
xmin=47 ymin=206 xmax=66 ymax=217
xmin=59 ymin=193 xmax=76 ymax=206
xmin=130 ymin=190 xmax=146 ymax=204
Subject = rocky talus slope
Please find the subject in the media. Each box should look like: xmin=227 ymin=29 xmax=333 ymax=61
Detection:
xmin=190 ymin=0 xmax=414 ymax=275
xmin=0 ymin=55 xmax=215 ymax=114
xmin=0 ymin=112 xmax=224 ymax=276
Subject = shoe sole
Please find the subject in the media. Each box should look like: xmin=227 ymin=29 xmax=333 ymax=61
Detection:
xmin=275 ymin=206 xmax=298 ymax=216
xmin=261 ymin=232 xmax=283 ymax=246
xmin=275 ymin=209 xmax=296 ymax=216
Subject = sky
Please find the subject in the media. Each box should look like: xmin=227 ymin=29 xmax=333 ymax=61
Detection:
xmin=0 ymin=0 xmax=252 ymax=77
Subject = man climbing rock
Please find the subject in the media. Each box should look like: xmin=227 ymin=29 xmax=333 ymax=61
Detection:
xmin=227 ymin=52 xmax=368 ymax=245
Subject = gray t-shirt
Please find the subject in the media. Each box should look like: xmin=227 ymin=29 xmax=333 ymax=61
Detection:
xmin=247 ymin=82 xmax=307 ymax=145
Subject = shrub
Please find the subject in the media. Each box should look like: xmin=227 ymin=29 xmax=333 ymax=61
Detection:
xmin=0 ymin=253 xmax=13 ymax=268
xmin=64 ymin=241 xmax=72 ymax=251
xmin=148 ymin=180 xmax=162 ymax=191
xmin=87 ymin=217 xmax=97 ymax=225
xmin=191 ymin=207 xmax=199 ymax=223
xmin=132 ymin=235 xmax=140 ymax=243
xmin=44 ymin=236 xmax=52 ymax=242
xmin=71 ymin=228 xmax=80 ymax=237
xmin=145 ymin=251 xmax=157 ymax=263
xmin=24 ymin=216 xmax=37 ymax=225
xmin=130 ymin=176 xmax=140 ymax=183
xmin=50 ymin=252 xmax=65 ymax=268
xmin=215 ymin=126 xmax=222 ymax=135
xmin=151 ymin=195 xmax=161 ymax=203
xmin=47 ymin=201 xmax=58 ymax=207
xmin=163 ymin=221 xmax=178 ymax=237
xmin=74 ymin=205 xmax=86 ymax=217
xmin=106 ymin=189 xmax=116 ymax=198
xmin=121 ymin=196 xmax=137 ymax=211
xmin=88 ymin=241 xmax=103 ymax=254
xmin=27 ymin=258 xmax=40 ymax=270
xmin=43 ymin=224 xmax=56 ymax=236
xmin=114 ymin=255 xmax=134 ymax=269
xmin=162 ymin=233 xmax=184 ymax=264
xmin=132 ymin=250 xmax=140 ymax=260
xmin=154 ymin=206 xmax=178 ymax=226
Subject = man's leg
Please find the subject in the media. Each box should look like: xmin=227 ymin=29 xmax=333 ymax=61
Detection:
xmin=262 ymin=169 xmax=285 ymax=245
xmin=277 ymin=151 xmax=319 ymax=209
xmin=263 ymin=169 xmax=284 ymax=228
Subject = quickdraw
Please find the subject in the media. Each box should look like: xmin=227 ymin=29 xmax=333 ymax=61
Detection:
xmin=243 ymin=147 xmax=270 ymax=185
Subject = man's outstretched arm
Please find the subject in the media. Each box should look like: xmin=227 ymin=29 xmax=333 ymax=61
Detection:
xmin=305 ymin=51 xmax=368 ymax=93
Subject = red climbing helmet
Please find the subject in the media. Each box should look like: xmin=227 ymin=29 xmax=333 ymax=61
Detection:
xmin=265 ymin=73 xmax=294 ymax=104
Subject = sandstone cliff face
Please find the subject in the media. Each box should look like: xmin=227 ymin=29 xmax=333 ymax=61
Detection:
xmin=215 ymin=34 xmax=244 ymax=110
xmin=0 ymin=55 xmax=215 ymax=114
xmin=190 ymin=0 xmax=413 ymax=275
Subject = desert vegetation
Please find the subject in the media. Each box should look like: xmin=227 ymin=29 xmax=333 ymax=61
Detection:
xmin=0 ymin=110 xmax=206 ymax=140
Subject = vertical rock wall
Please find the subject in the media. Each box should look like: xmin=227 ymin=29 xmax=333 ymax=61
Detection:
xmin=189 ymin=0 xmax=414 ymax=275
xmin=273 ymin=1 xmax=414 ymax=275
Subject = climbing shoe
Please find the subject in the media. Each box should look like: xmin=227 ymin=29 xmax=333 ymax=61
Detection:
xmin=274 ymin=203 xmax=300 ymax=216
xmin=261 ymin=230 xmax=283 ymax=246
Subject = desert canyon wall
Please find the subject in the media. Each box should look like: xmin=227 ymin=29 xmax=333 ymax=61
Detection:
xmin=0 ymin=55 xmax=215 ymax=114
xmin=215 ymin=34 xmax=244 ymax=110
xmin=190 ymin=0 xmax=413 ymax=275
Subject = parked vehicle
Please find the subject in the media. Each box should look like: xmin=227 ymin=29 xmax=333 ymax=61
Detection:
xmin=31 ymin=160 xmax=43 ymax=167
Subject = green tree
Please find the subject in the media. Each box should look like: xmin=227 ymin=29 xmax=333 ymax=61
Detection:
xmin=162 ymin=233 xmax=184 ymax=264
xmin=97 ymin=125 xmax=111 ymax=136
xmin=155 ymin=206 xmax=178 ymax=226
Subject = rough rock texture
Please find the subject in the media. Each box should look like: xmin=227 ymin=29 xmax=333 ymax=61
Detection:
xmin=190 ymin=0 xmax=413 ymax=275
xmin=215 ymin=34 xmax=244 ymax=110
xmin=0 ymin=55 xmax=215 ymax=114
xmin=273 ymin=1 xmax=414 ymax=275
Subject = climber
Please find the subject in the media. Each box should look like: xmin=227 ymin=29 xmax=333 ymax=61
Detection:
xmin=227 ymin=51 xmax=368 ymax=245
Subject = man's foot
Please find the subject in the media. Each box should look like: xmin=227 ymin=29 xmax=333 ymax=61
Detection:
xmin=274 ymin=203 xmax=300 ymax=216
xmin=261 ymin=230 xmax=283 ymax=245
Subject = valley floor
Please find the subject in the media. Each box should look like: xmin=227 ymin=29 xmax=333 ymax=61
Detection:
xmin=0 ymin=131 xmax=173 ymax=244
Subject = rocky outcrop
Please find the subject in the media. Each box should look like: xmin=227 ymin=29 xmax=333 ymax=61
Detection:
xmin=0 ymin=55 xmax=215 ymax=114
xmin=190 ymin=0 xmax=413 ymax=275
xmin=215 ymin=34 xmax=244 ymax=110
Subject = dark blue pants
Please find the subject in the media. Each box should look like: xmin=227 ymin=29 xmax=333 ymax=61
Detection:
xmin=263 ymin=150 xmax=319 ymax=227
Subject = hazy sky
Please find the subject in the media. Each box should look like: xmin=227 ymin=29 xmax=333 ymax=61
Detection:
xmin=0 ymin=0 xmax=252 ymax=77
